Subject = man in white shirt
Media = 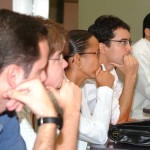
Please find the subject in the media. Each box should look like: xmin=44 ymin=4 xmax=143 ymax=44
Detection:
xmin=131 ymin=13 xmax=150 ymax=119
xmin=77 ymin=15 xmax=139 ymax=150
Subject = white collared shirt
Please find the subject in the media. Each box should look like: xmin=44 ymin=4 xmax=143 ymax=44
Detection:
xmin=77 ymin=69 xmax=121 ymax=150
xmin=131 ymin=38 xmax=150 ymax=119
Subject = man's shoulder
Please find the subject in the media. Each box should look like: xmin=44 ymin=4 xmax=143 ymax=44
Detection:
xmin=0 ymin=111 xmax=16 ymax=123
xmin=132 ymin=38 xmax=147 ymax=50
xmin=132 ymin=38 xmax=150 ymax=58
xmin=0 ymin=111 xmax=26 ymax=149
xmin=0 ymin=111 xmax=19 ymax=133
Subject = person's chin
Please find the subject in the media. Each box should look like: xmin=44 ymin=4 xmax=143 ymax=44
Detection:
xmin=120 ymin=60 xmax=124 ymax=65
xmin=115 ymin=60 xmax=123 ymax=65
xmin=91 ymin=74 xmax=96 ymax=79
xmin=56 ymin=82 xmax=62 ymax=90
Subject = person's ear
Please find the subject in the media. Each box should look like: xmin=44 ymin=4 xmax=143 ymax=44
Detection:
xmin=7 ymin=65 xmax=24 ymax=88
xmin=99 ymin=42 xmax=106 ymax=54
xmin=72 ymin=53 xmax=82 ymax=70
xmin=73 ymin=53 xmax=81 ymax=65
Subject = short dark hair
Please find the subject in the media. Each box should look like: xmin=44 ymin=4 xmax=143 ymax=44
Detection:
xmin=88 ymin=15 xmax=130 ymax=46
xmin=143 ymin=13 xmax=150 ymax=37
xmin=0 ymin=9 xmax=48 ymax=77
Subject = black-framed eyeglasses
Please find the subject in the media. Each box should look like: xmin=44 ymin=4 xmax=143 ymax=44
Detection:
xmin=109 ymin=40 xmax=133 ymax=46
xmin=78 ymin=50 xmax=100 ymax=57
xmin=64 ymin=50 xmax=100 ymax=58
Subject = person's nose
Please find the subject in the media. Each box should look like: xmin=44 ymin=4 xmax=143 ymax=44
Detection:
xmin=126 ymin=44 xmax=132 ymax=53
xmin=62 ymin=59 xmax=68 ymax=69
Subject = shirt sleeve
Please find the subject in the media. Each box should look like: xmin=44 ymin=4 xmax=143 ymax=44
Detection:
xmin=133 ymin=46 xmax=150 ymax=99
xmin=110 ymin=70 xmax=122 ymax=125
xmin=79 ymin=85 xmax=113 ymax=144
xmin=20 ymin=119 xmax=36 ymax=150
xmin=17 ymin=106 xmax=36 ymax=150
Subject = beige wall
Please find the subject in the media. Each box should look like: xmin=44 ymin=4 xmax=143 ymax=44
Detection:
xmin=78 ymin=0 xmax=150 ymax=42
xmin=64 ymin=2 xmax=78 ymax=30
xmin=0 ymin=0 xmax=12 ymax=10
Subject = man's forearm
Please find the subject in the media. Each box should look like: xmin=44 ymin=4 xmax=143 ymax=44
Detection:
xmin=33 ymin=99 xmax=58 ymax=150
xmin=56 ymin=111 xmax=80 ymax=150
xmin=118 ymin=76 xmax=136 ymax=123
xmin=33 ymin=123 xmax=57 ymax=150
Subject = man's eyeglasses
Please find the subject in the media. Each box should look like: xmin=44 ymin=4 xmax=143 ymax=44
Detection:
xmin=109 ymin=40 xmax=133 ymax=46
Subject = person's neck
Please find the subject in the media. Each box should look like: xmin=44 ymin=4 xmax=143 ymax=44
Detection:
xmin=65 ymin=69 xmax=86 ymax=87
xmin=100 ymin=56 xmax=114 ymax=72
xmin=145 ymin=36 xmax=150 ymax=42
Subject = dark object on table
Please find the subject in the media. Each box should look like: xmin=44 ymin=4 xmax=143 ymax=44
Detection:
xmin=90 ymin=140 xmax=150 ymax=150
xmin=143 ymin=104 xmax=150 ymax=114
xmin=108 ymin=119 xmax=150 ymax=146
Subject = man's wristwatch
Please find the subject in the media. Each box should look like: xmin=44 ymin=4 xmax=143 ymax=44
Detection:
xmin=37 ymin=115 xmax=63 ymax=130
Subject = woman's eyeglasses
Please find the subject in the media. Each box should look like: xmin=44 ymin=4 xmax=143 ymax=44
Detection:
xmin=49 ymin=54 xmax=64 ymax=63
xmin=78 ymin=50 xmax=100 ymax=57
xmin=64 ymin=50 xmax=100 ymax=59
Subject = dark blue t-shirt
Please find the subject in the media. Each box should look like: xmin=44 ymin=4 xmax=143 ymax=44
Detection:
xmin=0 ymin=111 xmax=26 ymax=150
